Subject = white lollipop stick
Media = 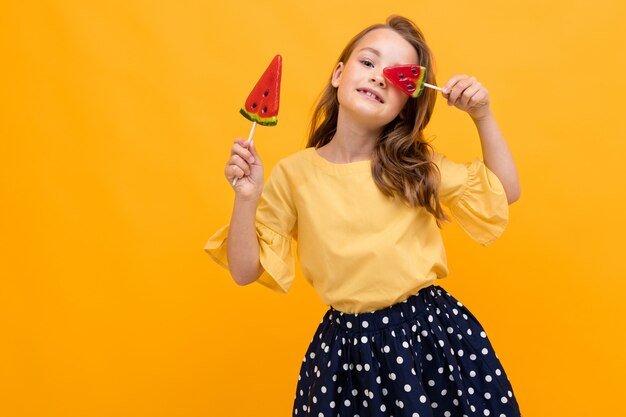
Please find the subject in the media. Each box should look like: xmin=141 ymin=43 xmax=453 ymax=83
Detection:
xmin=232 ymin=121 xmax=257 ymax=187
xmin=424 ymin=82 xmax=443 ymax=92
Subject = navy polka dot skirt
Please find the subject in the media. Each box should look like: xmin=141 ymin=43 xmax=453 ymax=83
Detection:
xmin=292 ymin=285 xmax=522 ymax=416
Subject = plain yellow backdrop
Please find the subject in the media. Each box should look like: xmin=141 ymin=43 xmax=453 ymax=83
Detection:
xmin=1 ymin=1 xmax=625 ymax=416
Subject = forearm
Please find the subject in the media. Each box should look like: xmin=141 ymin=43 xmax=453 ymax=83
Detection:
xmin=226 ymin=196 xmax=264 ymax=285
xmin=472 ymin=110 xmax=521 ymax=204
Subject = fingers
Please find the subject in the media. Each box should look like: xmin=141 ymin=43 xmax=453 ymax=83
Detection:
xmin=224 ymin=138 xmax=265 ymax=186
xmin=224 ymin=163 xmax=246 ymax=181
xmin=230 ymin=139 xmax=255 ymax=164
xmin=442 ymin=75 xmax=489 ymax=109
xmin=442 ymin=74 xmax=469 ymax=96
xmin=228 ymin=153 xmax=251 ymax=177
xmin=443 ymin=75 xmax=474 ymax=106
xmin=224 ymin=138 xmax=252 ymax=182
xmin=459 ymin=82 xmax=482 ymax=107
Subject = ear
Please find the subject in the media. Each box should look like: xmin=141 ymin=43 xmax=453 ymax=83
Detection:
xmin=331 ymin=62 xmax=344 ymax=88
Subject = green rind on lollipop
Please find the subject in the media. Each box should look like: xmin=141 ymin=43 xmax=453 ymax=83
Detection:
xmin=239 ymin=107 xmax=278 ymax=126
xmin=412 ymin=67 xmax=426 ymax=98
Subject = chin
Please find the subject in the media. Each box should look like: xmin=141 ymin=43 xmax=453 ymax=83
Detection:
xmin=353 ymin=108 xmax=397 ymax=127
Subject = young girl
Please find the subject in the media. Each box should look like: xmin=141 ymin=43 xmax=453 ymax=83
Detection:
xmin=206 ymin=15 xmax=522 ymax=417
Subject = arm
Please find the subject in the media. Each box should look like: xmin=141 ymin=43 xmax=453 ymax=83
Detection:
xmin=224 ymin=139 xmax=265 ymax=285
xmin=226 ymin=196 xmax=264 ymax=285
xmin=442 ymin=75 xmax=521 ymax=204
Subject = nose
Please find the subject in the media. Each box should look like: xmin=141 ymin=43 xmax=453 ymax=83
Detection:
xmin=370 ymin=73 xmax=386 ymax=88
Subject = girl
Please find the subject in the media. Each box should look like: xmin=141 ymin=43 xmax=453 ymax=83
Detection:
xmin=205 ymin=15 xmax=522 ymax=417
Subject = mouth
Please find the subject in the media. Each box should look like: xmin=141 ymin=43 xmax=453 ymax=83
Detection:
xmin=357 ymin=88 xmax=384 ymax=104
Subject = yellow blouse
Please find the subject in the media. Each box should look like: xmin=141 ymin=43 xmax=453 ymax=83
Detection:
xmin=204 ymin=147 xmax=508 ymax=313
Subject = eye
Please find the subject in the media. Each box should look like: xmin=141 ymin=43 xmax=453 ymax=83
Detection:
xmin=360 ymin=59 xmax=374 ymax=68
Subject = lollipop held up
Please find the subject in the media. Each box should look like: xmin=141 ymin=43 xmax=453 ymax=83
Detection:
xmin=382 ymin=64 xmax=442 ymax=97
xmin=231 ymin=55 xmax=282 ymax=187
xmin=383 ymin=65 xmax=491 ymax=119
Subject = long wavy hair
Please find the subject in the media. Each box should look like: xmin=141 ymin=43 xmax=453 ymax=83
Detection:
xmin=306 ymin=15 xmax=450 ymax=227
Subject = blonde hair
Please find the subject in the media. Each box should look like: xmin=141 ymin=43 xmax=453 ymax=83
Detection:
xmin=307 ymin=15 xmax=450 ymax=226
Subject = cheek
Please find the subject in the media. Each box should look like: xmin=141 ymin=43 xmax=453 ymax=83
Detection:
xmin=390 ymin=92 xmax=410 ymax=112
xmin=336 ymin=84 xmax=348 ymax=106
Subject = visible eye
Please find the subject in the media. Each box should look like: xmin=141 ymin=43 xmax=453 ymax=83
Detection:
xmin=360 ymin=59 xmax=374 ymax=68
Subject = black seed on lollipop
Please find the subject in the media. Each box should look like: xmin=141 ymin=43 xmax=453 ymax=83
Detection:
xmin=252 ymin=103 xmax=257 ymax=109
xmin=407 ymin=84 xmax=415 ymax=91
xmin=399 ymin=74 xmax=405 ymax=79
xmin=262 ymin=106 xmax=267 ymax=113
xmin=411 ymin=68 xmax=418 ymax=75
xmin=263 ymin=89 xmax=269 ymax=97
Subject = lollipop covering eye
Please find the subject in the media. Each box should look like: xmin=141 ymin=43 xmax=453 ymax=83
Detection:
xmin=383 ymin=65 xmax=426 ymax=98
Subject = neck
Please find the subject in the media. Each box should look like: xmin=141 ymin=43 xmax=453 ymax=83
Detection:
xmin=321 ymin=110 xmax=382 ymax=163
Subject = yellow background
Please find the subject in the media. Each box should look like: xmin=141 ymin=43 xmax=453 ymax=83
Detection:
xmin=1 ymin=1 xmax=625 ymax=416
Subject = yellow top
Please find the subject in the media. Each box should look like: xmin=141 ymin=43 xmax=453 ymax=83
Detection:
xmin=204 ymin=147 xmax=508 ymax=313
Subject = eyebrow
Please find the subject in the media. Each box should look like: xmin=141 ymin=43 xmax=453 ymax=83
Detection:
xmin=357 ymin=47 xmax=381 ymax=56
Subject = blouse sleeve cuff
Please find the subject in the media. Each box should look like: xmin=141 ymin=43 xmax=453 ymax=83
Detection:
xmin=449 ymin=158 xmax=509 ymax=246
xmin=203 ymin=223 xmax=296 ymax=293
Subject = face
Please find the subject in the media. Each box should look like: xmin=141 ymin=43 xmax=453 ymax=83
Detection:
xmin=332 ymin=28 xmax=418 ymax=129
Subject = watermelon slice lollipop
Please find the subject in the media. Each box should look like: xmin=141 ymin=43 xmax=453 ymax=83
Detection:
xmin=232 ymin=54 xmax=282 ymax=187
xmin=382 ymin=64 xmax=442 ymax=98
xmin=240 ymin=54 xmax=282 ymax=126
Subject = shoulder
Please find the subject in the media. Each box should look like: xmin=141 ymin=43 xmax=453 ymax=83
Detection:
xmin=430 ymin=149 xmax=451 ymax=167
xmin=430 ymin=149 xmax=468 ymax=177
xmin=429 ymin=149 xmax=474 ymax=203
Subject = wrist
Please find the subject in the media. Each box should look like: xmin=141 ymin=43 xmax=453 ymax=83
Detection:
xmin=470 ymin=107 xmax=494 ymax=124
xmin=234 ymin=193 xmax=261 ymax=207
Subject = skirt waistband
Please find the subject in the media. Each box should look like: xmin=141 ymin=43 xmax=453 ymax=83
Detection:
xmin=328 ymin=285 xmax=441 ymax=333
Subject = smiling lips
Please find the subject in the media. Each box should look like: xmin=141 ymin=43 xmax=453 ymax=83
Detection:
xmin=357 ymin=88 xmax=384 ymax=104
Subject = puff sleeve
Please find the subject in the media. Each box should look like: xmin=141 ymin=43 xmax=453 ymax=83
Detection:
xmin=203 ymin=161 xmax=297 ymax=293
xmin=433 ymin=152 xmax=509 ymax=246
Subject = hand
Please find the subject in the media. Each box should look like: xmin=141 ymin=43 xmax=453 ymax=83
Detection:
xmin=224 ymin=138 xmax=264 ymax=201
xmin=442 ymin=75 xmax=491 ymax=121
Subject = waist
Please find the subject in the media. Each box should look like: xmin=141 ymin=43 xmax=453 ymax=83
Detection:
xmin=327 ymin=284 xmax=442 ymax=333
